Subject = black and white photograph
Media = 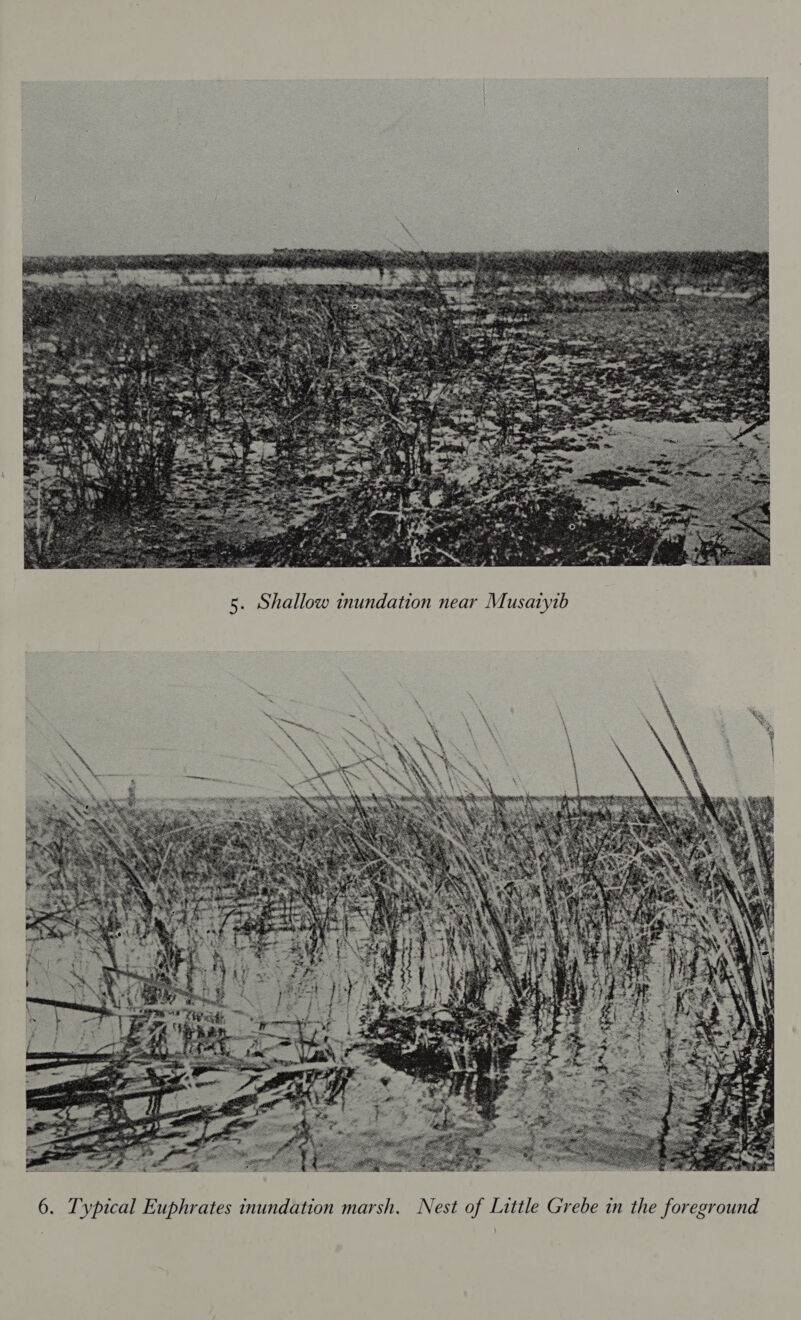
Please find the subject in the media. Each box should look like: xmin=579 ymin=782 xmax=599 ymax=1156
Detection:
xmin=23 ymin=79 xmax=769 ymax=569
xmin=27 ymin=651 xmax=774 ymax=1173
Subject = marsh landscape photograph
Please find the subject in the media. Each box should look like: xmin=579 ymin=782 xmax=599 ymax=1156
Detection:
xmin=26 ymin=651 xmax=774 ymax=1171
xmin=23 ymin=79 xmax=768 ymax=568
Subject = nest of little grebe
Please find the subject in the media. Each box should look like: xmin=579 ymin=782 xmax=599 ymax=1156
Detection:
xmin=364 ymin=1005 xmax=518 ymax=1077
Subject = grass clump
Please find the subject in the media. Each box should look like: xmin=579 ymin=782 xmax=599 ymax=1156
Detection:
xmin=249 ymin=457 xmax=669 ymax=566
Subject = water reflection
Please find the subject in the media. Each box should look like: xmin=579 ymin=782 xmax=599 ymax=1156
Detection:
xmin=27 ymin=904 xmax=772 ymax=1171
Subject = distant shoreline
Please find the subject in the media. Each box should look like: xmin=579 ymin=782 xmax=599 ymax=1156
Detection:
xmin=27 ymin=792 xmax=774 ymax=807
xmin=22 ymin=249 xmax=769 ymax=279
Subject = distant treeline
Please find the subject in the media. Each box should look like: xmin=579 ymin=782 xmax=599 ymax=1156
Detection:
xmin=23 ymin=249 xmax=768 ymax=282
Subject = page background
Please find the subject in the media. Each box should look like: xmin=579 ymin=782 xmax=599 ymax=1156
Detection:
xmin=1 ymin=4 xmax=798 ymax=1316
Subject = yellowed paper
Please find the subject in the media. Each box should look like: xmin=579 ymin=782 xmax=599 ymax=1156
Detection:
xmin=2 ymin=2 xmax=800 ymax=1316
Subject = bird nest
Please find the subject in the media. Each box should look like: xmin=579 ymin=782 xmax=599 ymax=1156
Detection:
xmin=364 ymin=1005 xmax=517 ymax=1077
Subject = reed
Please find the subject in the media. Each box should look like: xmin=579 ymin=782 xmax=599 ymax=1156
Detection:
xmin=26 ymin=686 xmax=773 ymax=1166
xmin=22 ymin=275 xmax=522 ymax=565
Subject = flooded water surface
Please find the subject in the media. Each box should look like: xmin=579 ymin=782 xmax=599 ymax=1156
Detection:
xmin=27 ymin=792 xmax=773 ymax=1173
xmin=23 ymin=262 xmax=768 ymax=567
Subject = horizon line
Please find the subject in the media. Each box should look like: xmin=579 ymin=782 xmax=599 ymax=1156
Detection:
xmin=23 ymin=246 xmax=769 ymax=259
xmin=28 ymin=790 xmax=775 ymax=804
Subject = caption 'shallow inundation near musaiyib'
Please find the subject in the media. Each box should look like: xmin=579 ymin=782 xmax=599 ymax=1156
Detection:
xmin=23 ymin=80 xmax=768 ymax=568
xmin=26 ymin=652 xmax=774 ymax=1171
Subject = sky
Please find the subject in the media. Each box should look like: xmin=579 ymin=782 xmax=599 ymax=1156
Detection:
xmin=26 ymin=651 xmax=773 ymax=801
xmin=22 ymin=79 xmax=768 ymax=255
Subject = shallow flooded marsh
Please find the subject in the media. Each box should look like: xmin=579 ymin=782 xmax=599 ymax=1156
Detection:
xmin=27 ymin=713 xmax=774 ymax=1173
xmin=23 ymin=257 xmax=768 ymax=567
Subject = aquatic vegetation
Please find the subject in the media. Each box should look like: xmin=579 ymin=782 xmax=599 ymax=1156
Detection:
xmin=26 ymin=692 xmax=773 ymax=1170
xmin=23 ymin=256 xmax=768 ymax=567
